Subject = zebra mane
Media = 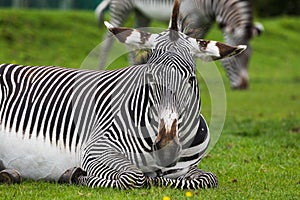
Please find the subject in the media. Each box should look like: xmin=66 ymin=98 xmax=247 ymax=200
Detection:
xmin=169 ymin=0 xmax=180 ymax=41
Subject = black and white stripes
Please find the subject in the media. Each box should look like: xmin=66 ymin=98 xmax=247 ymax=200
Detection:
xmin=96 ymin=0 xmax=262 ymax=89
xmin=0 ymin=0 xmax=247 ymax=189
xmin=179 ymin=0 xmax=262 ymax=89
xmin=0 ymin=59 xmax=214 ymax=188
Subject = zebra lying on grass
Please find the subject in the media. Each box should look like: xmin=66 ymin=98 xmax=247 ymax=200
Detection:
xmin=96 ymin=0 xmax=263 ymax=89
xmin=0 ymin=0 xmax=246 ymax=189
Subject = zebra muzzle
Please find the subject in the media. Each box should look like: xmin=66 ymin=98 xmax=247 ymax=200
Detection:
xmin=153 ymin=119 xmax=181 ymax=167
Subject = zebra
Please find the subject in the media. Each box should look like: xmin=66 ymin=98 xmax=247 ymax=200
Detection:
xmin=96 ymin=0 xmax=263 ymax=89
xmin=0 ymin=0 xmax=246 ymax=189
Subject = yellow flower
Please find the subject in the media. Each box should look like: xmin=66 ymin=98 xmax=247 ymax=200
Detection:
xmin=163 ymin=196 xmax=171 ymax=200
xmin=185 ymin=191 xmax=193 ymax=197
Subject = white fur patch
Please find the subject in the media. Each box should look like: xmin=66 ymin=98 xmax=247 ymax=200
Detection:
xmin=206 ymin=41 xmax=221 ymax=57
xmin=0 ymin=130 xmax=80 ymax=181
xmin=161 ymin=111 xmax=178 ymax=132
xmin=125 ymin=31 xmax=157 ymax=49
xmin=125 ymin=30 xmax=142 ymax=45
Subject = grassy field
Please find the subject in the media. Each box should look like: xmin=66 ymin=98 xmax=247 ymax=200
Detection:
xmin=0 ymin=9 xmax=299 ymax=199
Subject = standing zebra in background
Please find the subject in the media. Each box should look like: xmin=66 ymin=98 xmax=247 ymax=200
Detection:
xmin=96 ymin=0 xmax=263 ymax=89
xmin=0 ymin=0 xmax=246 ymax=189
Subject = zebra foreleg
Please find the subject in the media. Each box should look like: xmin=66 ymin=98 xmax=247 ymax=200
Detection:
xmin=77 ymin=168 xmax=147 ymax=189
xmin=148 ymin=166 xmax=218 ymax=189
xmin=0 ymin=169 xmax=22 ymax=184
xmin=0 ymin=160 xmax=5 ymax=171
xmin=58 ymin=167 xmax=87 ymax=184
xmin=62 ymin=149 xmax=148 ymax=189
xmin=182 ymin=166 xmax=218 ymax=188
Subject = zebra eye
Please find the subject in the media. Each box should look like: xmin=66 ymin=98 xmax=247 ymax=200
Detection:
xmin=188 ymin=76 xmax=195 ymax=85
xmin=145 ymin=72 xmax=154 ymax=82
xmin=198 ymin=39 xmax=208 ymax=50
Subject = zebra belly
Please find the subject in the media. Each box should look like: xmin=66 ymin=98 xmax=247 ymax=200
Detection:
xmin=0 ymin=130 xmax=79 ymax=181
xmin=134 ymin=3 xmax=171 ymax=21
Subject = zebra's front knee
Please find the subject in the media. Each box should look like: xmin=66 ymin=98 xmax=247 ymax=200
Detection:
xmin=118 ymin=170 xmax=147 ymax=189
xmin=0 ymin=169 xmax=21 ymax=184
xmin=58 ymin=167 xmax=87 ymax=185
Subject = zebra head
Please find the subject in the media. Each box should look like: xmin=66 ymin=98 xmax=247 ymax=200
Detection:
xmin=221 ymin=24 xmax=262 ymax=90
xmin=220 ymin=21 xmax=264 ymax=90
xmin=106 ymin=0 xmax=246 ymax=167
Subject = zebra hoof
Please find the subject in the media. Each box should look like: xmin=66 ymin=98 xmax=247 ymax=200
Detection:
xmin=0 ymin=169 xmax=21 ymax=184
xmin=58 ymin=167 xmax=87 ymax=185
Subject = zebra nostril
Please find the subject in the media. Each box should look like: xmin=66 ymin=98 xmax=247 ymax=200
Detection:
xmin=153 ymin=138 xmax=164 ymax=151
xmin=152 ymin=138 xmax=181 ymax=167
xmin=153 ymin=138 xmax=180 ymax=151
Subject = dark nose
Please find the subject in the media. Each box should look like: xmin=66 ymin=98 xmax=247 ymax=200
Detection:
xmin=153 ymin=137 xmax=181 ymax=153
xmin=152 ymin=119 xmax=181 ymax=167
xmin=153 ymin=138 xmax=181 ymax=167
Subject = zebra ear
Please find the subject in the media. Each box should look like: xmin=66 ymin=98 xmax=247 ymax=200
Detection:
xmin=105 ymin=21 xmax=157 ymax=49
xmin=192 ymin=39 xmax=247 ymax=61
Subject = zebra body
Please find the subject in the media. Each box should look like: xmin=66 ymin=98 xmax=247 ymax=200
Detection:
xmin=0 ymin=0 xmax=246 ymax=189
xmin=0 ymin=62 xmax=208 ymax=185
xmin=96 ymin=0 xmax=263 ymax=89
xmin=133 ymin=0 xmax=172 ymax=21
xmin=0 ymin=123 xmax=78 ymax=180
xmin=95 ymin=0 xmax=173 ymax=24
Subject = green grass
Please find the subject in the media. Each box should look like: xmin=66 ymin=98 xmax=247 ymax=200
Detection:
xmin=0 ymin=10 xmax=300 ymax=199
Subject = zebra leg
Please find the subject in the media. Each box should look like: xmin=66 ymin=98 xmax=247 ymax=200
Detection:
xmin=134 ymin=9 xmax=151 ymax=28
xmin=182 ymin=166 xmax=218 ymax=188
xmin=58 ymin=167 xmax=87 ymax=184
xmin=0 ymin=160 xmax=21 ymax=184
xmin=0 ymin=169 xmax=22 ymax=184
xmin=62 ymin=149 xmax=147 ymax=189
xmin=0 ymin=160 xmax=5 ymax=171
xmin=99 ymin=1 xmax=134 ymax=69
xmin=149 ymin=166 xmax=218 ymax=189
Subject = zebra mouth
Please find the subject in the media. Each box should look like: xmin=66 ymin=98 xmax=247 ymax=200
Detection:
xmin=152 ymin=119 xmax=181 ymax=167
xmin=152 ymin=140 xmax=181 ymax=167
